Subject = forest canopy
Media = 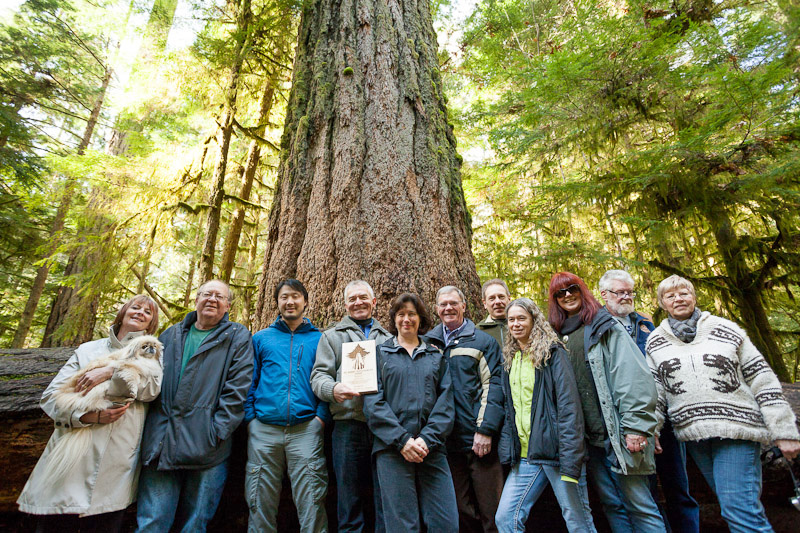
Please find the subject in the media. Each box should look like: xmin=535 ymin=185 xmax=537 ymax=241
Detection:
xmin=1 ymin=0 xmax=799 ymax=380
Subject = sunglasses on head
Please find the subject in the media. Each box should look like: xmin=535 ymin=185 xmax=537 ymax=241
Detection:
xmin=555 ymin=284 xmax=580 ymax=299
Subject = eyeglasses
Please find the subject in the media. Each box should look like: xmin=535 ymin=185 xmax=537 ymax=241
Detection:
xmin=555 ymin=284 xmax=580 ymax=299
xmin=198 ymin=291 xmax=229 ymax=301
xmin=662 ymin=291 xmax=692 ymax=303
xmin=607 ymin=289 xmax=636 ymax=298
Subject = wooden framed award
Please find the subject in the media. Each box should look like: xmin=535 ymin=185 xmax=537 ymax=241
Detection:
xmin=341 ymin=340 xmax=378 ymax=394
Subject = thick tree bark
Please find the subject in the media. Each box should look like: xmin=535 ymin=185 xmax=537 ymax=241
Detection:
xmin=255 ymin=0 xmax=481 ymax=329
xmin=11 ymin=67 xmax=111 ymax=348
xmin=199 ymin=0 xmax=253 ymax=282
xmin=219 ymin=79 xmax=276 ymax=283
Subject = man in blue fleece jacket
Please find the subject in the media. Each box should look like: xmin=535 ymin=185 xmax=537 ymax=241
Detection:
xmin=244 ymin=279 xmax=330 ymax=533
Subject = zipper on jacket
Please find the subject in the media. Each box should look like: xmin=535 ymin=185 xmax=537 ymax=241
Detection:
xmin=287 ymin=331 xmax=294 ymax=425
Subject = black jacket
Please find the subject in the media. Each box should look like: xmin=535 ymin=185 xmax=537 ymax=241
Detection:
xmin=425 ymin=319 xmax=504 ymax=453
xmin=497 ymin=343 xmax=586 ymax=480
xmin=141 ymin=311 xmax=254 ymax=470
xmin=363 ymin=338 xmax=454 ymax=455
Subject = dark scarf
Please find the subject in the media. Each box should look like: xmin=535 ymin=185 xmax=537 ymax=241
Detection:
xmin=668 ymin=308 xmax=701 ymax=343
xmin=351 ymin=317 xmax=373 ymax=336
xmin=560 ymin=314 xmax=584 ymax=335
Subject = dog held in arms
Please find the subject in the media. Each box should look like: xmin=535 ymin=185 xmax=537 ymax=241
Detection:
xmin=39 ymin=335 xmax=163 ymax=486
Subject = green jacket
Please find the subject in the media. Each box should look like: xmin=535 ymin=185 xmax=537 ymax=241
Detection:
xmin=477 ymin=315 xmax=506 ymax=348
xmin=586 ymin=308 xmax=658 ymax=475
xmin=310 ymin=315 xmax=391 ymax=422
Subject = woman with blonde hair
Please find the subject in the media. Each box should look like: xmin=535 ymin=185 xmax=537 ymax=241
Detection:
xmin=18 ymin=295 xmax=162 ymax=533
xmin=647 ymin=275 xmax=800 ymax=532
xmin=495 ymin=298 xmax=595 ymax=532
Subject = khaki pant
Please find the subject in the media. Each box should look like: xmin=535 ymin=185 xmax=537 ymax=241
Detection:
xmin=245 ymin=418 xmax=328 ymax=533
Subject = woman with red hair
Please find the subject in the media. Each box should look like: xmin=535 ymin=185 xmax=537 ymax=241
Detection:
xmin=548 ymin=272 xmax=665 ymax=533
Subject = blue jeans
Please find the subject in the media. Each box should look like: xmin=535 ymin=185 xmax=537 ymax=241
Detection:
xmin=651 ymin=420 xmax=699 ymax=532
xmin=135 ymin=460 xmax=229 ymax=533
xmin=332 ymin=420 xmax=384 ymax=533
xmin=495 ymin=460 xmax=596 ymax=533
xmin=586 ymin=444 xmax=665 ymax=533
xmin=375 ymin=449 xmax=458 ymax=533
xmin=686 ymin=438 xmax=773 ymax=533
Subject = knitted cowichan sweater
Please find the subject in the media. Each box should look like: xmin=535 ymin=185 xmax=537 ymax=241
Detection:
xmin=645 ymin=311 xmax=799 ymax=444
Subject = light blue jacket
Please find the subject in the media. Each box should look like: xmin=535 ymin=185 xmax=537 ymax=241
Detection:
xmin=245 ymin=317 xmax=330 ymax=425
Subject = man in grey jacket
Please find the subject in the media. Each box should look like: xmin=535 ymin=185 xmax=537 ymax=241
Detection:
xmin=136 ymin=280 xmax=254 ymax=533
xmin=310 ymin=280 xmax=392 ymax=533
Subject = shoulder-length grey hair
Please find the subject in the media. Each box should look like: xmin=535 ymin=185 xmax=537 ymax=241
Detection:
xmin=503 ymin=298 xmax=560 ymax=371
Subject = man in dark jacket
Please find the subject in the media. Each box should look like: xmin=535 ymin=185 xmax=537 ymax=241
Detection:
xmin=425 ymin=286 xmax=504 ymax=533
xmin=244 ymin=279 xmax=330 ymax=533
xmin=137 ymin=280 xmax=254 ymax=533
xmin=600 ymin=270 xmax=699 ymax=533
xmin=310 ymin=280 xmax=391 ymax=533
xmin=477 ymin=278 xmax=511 ymax=347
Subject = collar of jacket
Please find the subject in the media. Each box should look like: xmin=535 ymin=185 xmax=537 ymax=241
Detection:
xmin=335 ymin=314 xmax=389 ymax=336
xmin=585 ymin=307 xmax=616 ymax=351
xmin=180 ymin=310 xmax=231 ymax=332
xmin=381 ymin=337 xmax=432 ymax=355
xmin=270 ymin=315 xmax=318 ymax=334
xmin=108 ymin=326 xmax=145 ymax=350
xmin=479 ymin=315 xmax=505 ymax=328
xmin=630 ymin=311 xmax=654 ymax=331
xmin=427 ymin=318 xmax=476 ymax=344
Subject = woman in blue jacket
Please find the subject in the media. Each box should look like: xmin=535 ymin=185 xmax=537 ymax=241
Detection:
xmin=363 ymin=293 xmax=458 ymax=533
xmin=495 ymin=298 xmax=596 ymax=532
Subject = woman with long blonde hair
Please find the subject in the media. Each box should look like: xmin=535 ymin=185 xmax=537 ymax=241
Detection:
xmin=495 ymin=298 xmax=595 ymax=532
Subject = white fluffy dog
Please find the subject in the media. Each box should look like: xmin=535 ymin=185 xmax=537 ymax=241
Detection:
xmin=41 ymin=335 xmax=163 ymax=485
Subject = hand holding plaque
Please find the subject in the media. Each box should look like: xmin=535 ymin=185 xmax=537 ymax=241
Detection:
xmin=341 ymin=340 xmax=378 ymax=394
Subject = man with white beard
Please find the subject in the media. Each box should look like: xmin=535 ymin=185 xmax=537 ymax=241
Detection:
xmin=599 ymin=270 xmax=699 ymax=533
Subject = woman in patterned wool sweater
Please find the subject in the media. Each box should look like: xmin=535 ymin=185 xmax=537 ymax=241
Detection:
xmin=646 ymin=275 xmax=800 ymax=532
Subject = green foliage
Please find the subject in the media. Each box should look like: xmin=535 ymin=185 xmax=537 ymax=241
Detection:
xmin=452 ymin=0 xmax=800 ymax=378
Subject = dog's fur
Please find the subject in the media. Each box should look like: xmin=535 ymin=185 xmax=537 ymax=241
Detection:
xmin=39 ymin=335 xmax=163 ymax=486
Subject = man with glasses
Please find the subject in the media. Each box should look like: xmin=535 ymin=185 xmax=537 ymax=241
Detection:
xmin=137 ymin=280 xmax=254 ymax=532
xmin=599 ymin=270 xmax=699 ymax=533
xmin=425 ymin=286 xmax=504 ymax=533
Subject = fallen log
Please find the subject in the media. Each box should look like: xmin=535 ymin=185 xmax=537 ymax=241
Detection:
xmin=1 ymin=347 xmax=799 ymax=532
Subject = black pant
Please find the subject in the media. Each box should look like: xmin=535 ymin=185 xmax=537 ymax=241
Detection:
xmin=35 ymin=510 xmax=126 ymax=533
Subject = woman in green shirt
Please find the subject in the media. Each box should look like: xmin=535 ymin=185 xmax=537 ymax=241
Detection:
xmin=495 ymin=298 xmax=596 ymax=532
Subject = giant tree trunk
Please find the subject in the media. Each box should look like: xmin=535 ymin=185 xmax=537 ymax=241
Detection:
xmin=255 ymin=0 xmax=481 ymax=328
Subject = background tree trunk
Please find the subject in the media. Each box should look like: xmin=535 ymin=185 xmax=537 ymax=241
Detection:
xmin=255 ymin=0 xmax=481 ymax=329
xmin=11 ymin=67 xmax=112 ymax=348
xmin=199 ymin=0 xmax=253 ymax=282
xmin=219 ymin=78 xmax=276 ymax=283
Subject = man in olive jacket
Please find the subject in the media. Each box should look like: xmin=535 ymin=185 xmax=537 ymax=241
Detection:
xmin=136 ymin=280 xmax=254 ymax=532
xmin=476 ymin=278 xmax=511 ymax=347
xmin=310 ymin=280 xmax=391 ymax=533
